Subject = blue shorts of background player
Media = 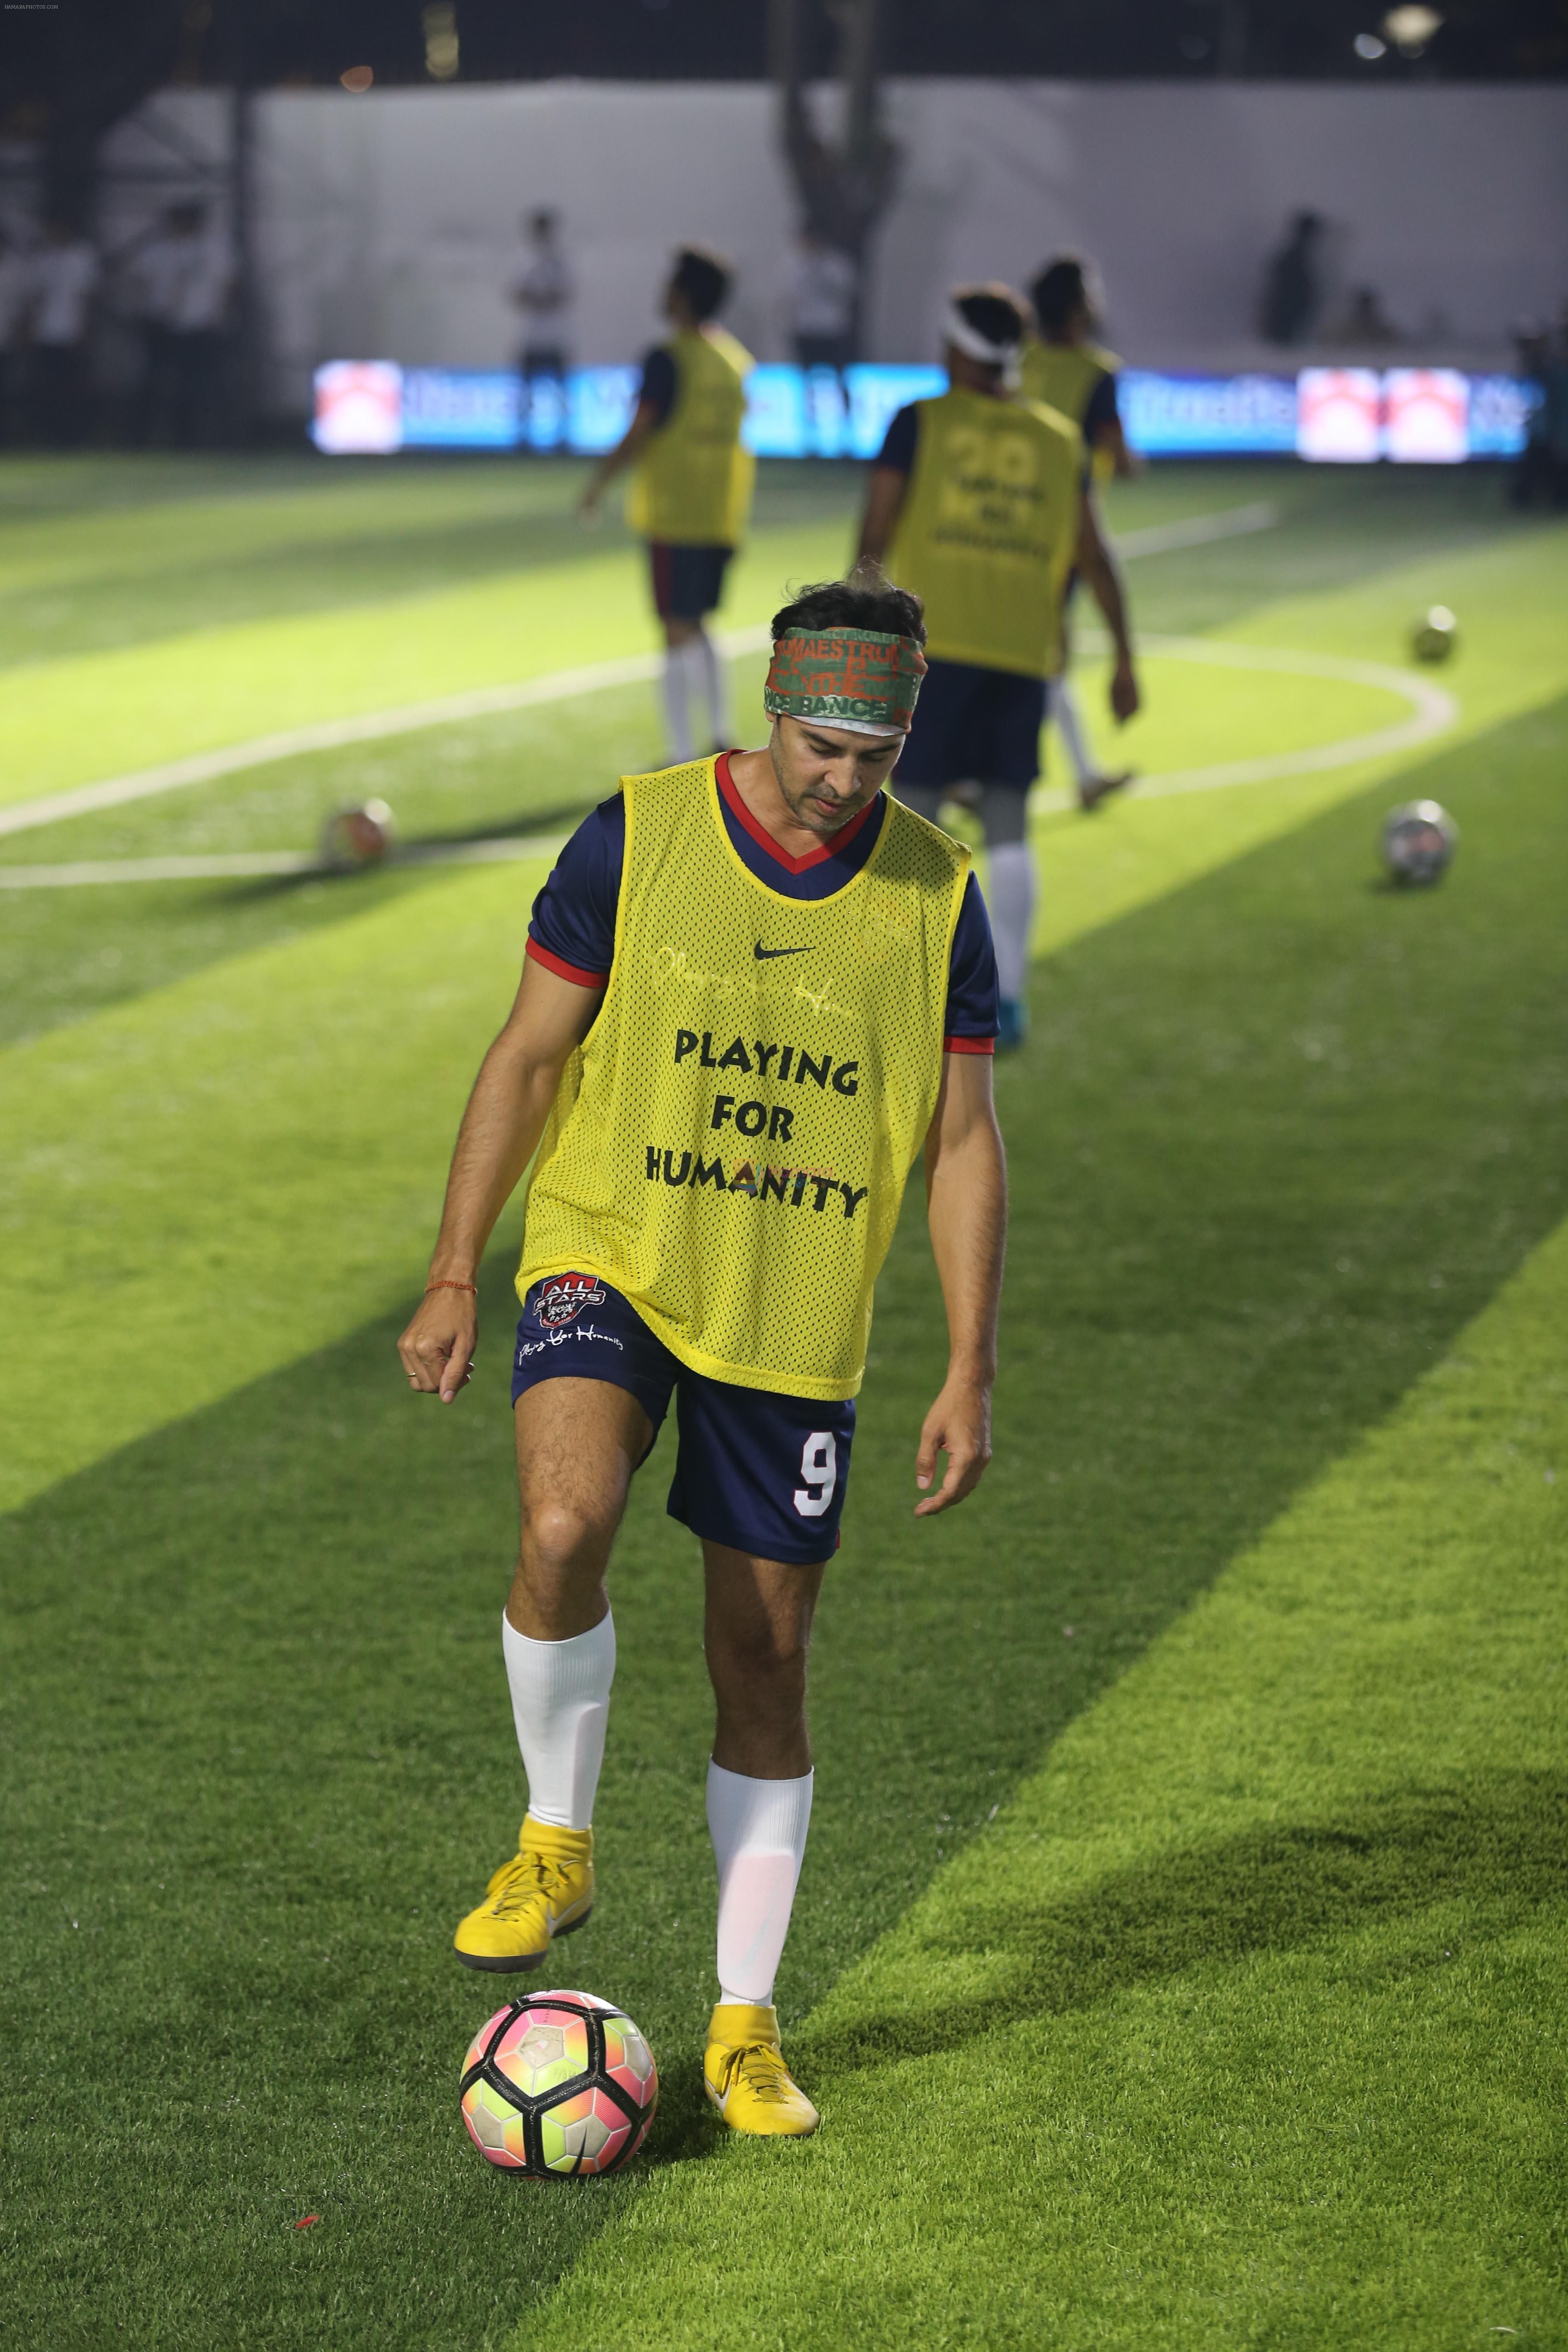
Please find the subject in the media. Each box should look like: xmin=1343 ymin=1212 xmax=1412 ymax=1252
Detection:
xmin=896 ymin=655 xmax=1048 ymax=793
xmin=512 ymin=1272 xmax=854 ymax=1566
xmin=649 ymin=541 xmax=733 ymax=622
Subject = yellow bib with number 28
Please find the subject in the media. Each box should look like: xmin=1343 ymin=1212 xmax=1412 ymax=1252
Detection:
xmin=886 ymin=386 xmax=1083 ymax=679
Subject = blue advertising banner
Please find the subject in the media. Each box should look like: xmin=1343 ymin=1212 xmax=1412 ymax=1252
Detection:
xmin=314 ymin=361 xmax=1533 ymax=463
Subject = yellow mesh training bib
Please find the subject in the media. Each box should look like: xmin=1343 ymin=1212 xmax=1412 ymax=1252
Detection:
xmin=1019 ymin=340 xmax=1121 ymax=429
xmin=885 ymin=388 xmax=1083 ymax=680
xmin=627 ymin=328 xmax=756 ymax=548
xmin=1020 ymin=340 xmax=1122 ymax=484
xmin=517 ymin=760 xmax=971 ymax=1400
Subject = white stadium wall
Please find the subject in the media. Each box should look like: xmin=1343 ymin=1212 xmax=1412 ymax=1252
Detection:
xmin=106 ymin=80 xmax=1568 ymax=416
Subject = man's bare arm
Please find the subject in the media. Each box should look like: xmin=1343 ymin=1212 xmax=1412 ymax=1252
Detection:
xmin=915 ymin=1050 xmax=1008 ymax=1517
xmin=397 ymin=959 xmax=600 ymax=1403
xmin=1096 ymin=416 xmax=1139 ymax=480
xmin=856 ymin=465 xmax=908 ymax=570
xmin=579 ymin=397 xmax=659 ymax=521
xmin=1075 ymin=491 xmax=1140 ymax=723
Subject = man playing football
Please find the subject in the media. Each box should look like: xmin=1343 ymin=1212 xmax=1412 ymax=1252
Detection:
xmin=398 ymin=570 xmax=1006 ymax=2137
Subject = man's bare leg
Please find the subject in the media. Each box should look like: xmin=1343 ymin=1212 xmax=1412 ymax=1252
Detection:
xmin=702 ymin=1541 xmax=824 ymax=1778
xmin=455 ymin=1377 xmax=652 ymax=1969
xmin=701 ymin=1540 xmax=825 ymax=2133
xmin=508 ymin=1376 xmax=652 ymax=1635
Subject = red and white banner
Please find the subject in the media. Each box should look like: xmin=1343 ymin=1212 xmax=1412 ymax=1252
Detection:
xmin=1296 ymin=369 xmax=1381 ymax=464
xmin=1383 ymin=369 xmax=1470 ymax=464
xmin=312 ymin=361 xmax=404 ymax=454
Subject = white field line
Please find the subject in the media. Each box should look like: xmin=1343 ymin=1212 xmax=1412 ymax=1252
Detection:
xmin=0 ymin=504 xmax=1278 ymax=848
xmin=0 ymin=629 xmax=775 ymax=844
xmin=0 ymin=834 xmax=569 ymax=889
xmin=0 ymin=636 xmax=1457 ymax=888
xmin=1031 ymin=633 xmax=1459 ymax=810
xmin=1110 ymin=499 xmax=1279 ymax=558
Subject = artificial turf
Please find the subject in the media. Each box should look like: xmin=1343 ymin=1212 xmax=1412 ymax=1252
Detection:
xmin=1 ymin=456 xmax=1564 ymax=2348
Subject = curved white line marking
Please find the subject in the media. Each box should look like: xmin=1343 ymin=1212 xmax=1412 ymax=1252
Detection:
xmin=0 ymin=628 xmax=771 ymax=844
xmin=1035 ymin=632 xmax=1458 ymax=810
xmin=0 ymin=504 xmax=1279 ymax=847
xmin=0 ymin=612 xmax=1458 ymax=891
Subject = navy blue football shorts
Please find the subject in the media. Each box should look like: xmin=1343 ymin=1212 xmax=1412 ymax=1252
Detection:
xmin=648 ymin=541 xmax=733 ymax=623
xmin=512 ymin=1272 xmax=854 ymax=1566
xmin=896 ymin=654 xmax=1048 ymax=790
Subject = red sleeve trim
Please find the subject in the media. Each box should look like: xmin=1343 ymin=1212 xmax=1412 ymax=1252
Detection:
xmin=526 ymin=937 xmax=608 ymax=990
xmin=943 ymin=1034 xmax=995 ymax=1056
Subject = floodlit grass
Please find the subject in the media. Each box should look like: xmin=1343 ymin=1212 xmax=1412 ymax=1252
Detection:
xmin=520 ymin=1182 xmax=1568 ymax=2352
xmin=1 ymin=456 xmax=1565 ymax=2348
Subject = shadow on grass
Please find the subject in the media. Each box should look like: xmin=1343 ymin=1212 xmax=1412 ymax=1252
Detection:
xmin=802 ymin=1773 xmax=1568 ymax=2076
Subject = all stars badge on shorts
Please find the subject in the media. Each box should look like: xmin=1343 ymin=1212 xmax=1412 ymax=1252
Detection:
xmin=535 ymin=1272 xmax=608 ymax=1329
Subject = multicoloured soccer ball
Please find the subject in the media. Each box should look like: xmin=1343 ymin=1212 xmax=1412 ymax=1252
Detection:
xmin=320 ymin=797 xmax=396 ymax=870
xmin=459 ymin=1991 xmax=657 ymax=2178
xmin=1410 ymin=604 xmax=1457 ymax=663
xmin=1381 ymin=797 xmax=1459 ymax=886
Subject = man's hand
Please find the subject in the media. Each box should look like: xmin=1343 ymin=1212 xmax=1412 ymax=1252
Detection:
xmin=1110 ymin=654 xmax=1140 ymax=723
xmin=393 ymin=955 xmax=598 ymax=1411
xmin=398 ymin=1288 xmax=478 ymax=1402
xmin=921 ymin=1050 xmax=1005 ymax=1518
xmin=398 ymin=1289 xmax=478 ymax=1403
xmin=913 ymin=1369 xmax=993 ymax=1518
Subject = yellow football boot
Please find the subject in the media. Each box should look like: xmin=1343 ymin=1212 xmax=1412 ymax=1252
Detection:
xmin=704 ymin=2002 xmax=819 ymax=2137
xmin=453 ymin=1817 xmax=594 ymax=1972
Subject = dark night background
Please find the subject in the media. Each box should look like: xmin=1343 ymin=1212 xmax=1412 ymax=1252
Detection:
xmin=4 ymin=0 xmax=1565 ymax=121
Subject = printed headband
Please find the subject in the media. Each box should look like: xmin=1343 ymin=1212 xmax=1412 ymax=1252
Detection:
xmin=763 ymin=627 xmax=927 ymax=736
xmin=943 ymin=300 xmax=1023 ymax=387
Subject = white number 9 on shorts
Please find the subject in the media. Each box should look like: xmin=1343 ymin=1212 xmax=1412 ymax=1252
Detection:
xmin=793 ymin=1432 xmax=838 ymax=1518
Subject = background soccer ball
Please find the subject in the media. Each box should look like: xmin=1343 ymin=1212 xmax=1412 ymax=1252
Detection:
xmin=460 ymin=1990 xmax=658 ymax=2178
xmin=1381 ymin=798 xmax=1458 ymax=887
xmin=320 ymin=797 xmax=396 ymax=870
xmin=1410 ymin=604 xmax=1457 ymax=663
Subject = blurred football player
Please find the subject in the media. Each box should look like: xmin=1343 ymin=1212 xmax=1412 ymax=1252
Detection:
xmin=858 ymin=283 xmax=1139 ymax=1047
xmin=580 ymin=246 xmax=754 ymax=763
xmin=1024 ymin=255 xmax=1139 ymax=812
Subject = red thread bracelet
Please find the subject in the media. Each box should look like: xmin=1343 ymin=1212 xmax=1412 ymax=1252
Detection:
xmin=426 ymin=1280 xmax=478 ymax=1295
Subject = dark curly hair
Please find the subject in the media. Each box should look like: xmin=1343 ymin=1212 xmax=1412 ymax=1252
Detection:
xmin=770 ymin=564 xmax=926 ymax=646
xmin=1030 ymin=256 xmax=1093 ymax=337
xmin=669 ymin=245 xmax=732 ymax=323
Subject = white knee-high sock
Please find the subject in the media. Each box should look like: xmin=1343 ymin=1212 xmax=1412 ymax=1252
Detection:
xmin=986 ymin=840 xmax=1037 ymax=1001
xmin=695 ymin=629 xmax=732 ymax=750
xmin=501 ymin=1609 xmax=616 ymax=1831
xmin=706 ymin=1760 xmax=814 ymax=2006
xmin=661 ymin=640 xmax=706 ymax=763
xmin=662 ymin=643 xmax=694 ymax=762
xmin=1049 ymin=674 xmax=1094 ymax=786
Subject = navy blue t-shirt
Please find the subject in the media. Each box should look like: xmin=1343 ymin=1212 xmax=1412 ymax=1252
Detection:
xmin=876 ymin=401 xmax=921 ymax=475
xmin=877 ymin=393 xmax=1110 ymax=475
xmin=637 ymin=345 xmax=677 ymax=427
xmin=527 ymin=756 xmax=998 ymax=1049
xmin=1081 ymin=368 xmax=1120 ymax=444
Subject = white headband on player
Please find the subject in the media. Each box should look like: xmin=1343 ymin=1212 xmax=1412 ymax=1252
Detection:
xmin=943 ymin=300 xmax=1023 ymax=386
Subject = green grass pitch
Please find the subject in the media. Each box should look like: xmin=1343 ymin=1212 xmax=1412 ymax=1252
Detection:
xmin=1 ymin=453 xmax=1565 ymax=2349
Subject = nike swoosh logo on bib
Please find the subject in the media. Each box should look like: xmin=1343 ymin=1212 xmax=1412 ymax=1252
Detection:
xmin=754 ymin=943 xmax=809 ymax=960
